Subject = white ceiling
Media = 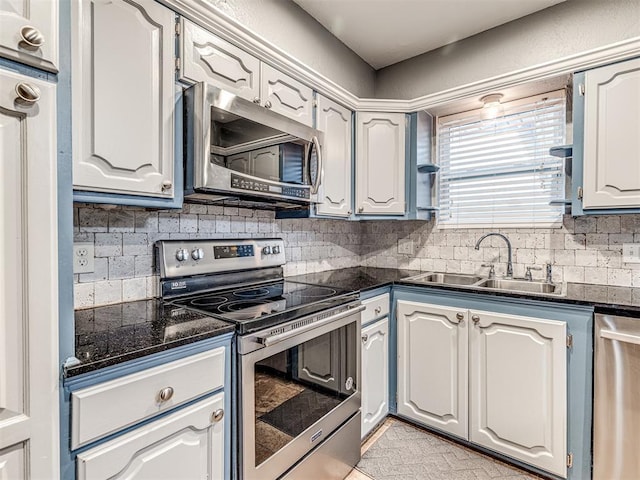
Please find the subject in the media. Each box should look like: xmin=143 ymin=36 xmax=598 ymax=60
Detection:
xmin=293 ymin=0 xmax=565 ymax=69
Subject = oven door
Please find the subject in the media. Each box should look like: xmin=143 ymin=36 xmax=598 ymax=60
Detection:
xmin=240 ymin=307 xmax=361 ymax=480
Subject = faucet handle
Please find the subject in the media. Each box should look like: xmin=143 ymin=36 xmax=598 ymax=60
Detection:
xmin=525 ymin=265 xmax=542 ymax=281
xmin=481 ymin=263 xmax=496 ymax=278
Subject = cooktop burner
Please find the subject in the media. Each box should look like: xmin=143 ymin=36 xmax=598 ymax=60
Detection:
xmin=170 ymin=280 xmax=357 ymax=334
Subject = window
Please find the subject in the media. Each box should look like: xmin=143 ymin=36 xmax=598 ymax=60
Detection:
xmin=436 ymin=90 xmax=566 ymax=228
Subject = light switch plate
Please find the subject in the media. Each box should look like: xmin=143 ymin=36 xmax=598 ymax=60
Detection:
xmin=622 ymin=243 xmax=640 ymax=264
xmin=73 ymin=242 xmax=95 ymax=273
xmin=398 ymin=238 xmax=414 ymax=255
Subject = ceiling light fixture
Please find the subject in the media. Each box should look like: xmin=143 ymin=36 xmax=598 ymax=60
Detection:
xmin=480 ymin=93 xmax=504 ymax=119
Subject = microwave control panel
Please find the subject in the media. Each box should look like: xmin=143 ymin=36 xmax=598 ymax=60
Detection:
xmin=231 ymin=174 xmax=310 ymax=199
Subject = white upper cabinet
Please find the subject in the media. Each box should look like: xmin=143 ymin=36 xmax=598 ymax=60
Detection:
xmin=179 ymin=18 xmax=260 ymax=102
xmin=260 ymin=62 xmax=313 ymax=127
xmin=0 ymin=68 xmax=59 ymax=479
xmin=469 ymin=310 xmax=566 ymax=478
xmin=316 ymin=95 xmax=353 ymax=217
xmin=361 ymin=317 xmax=389 ymax=439
xmin=582 ymin=57 xmax=640 ymax=209
xmin=396 ymin=300 xmax=468 ymax=440
xmin=180 ymin=19 xmax=313 ymax=127
xmin=356 ymin=112 xmax=406 ymax=215
xmin=0 ymin=0 xmax=58 ymax=72
xmin=72 ymin=0 xmax=175 ymax=198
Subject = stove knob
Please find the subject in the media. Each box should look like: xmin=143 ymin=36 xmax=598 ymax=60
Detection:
xmin=176 ymin=249 xmax=189 ymax=262
xmin=272 ymin=245 xmax=280 ymax=255
xmin=191 ymin=248 xmax=204 ymax=260
xmin=262 ymin=246 xmax=271 ymax=255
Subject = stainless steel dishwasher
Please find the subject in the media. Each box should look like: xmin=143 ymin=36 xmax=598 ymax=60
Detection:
xmin=594 ymin=313 xmax=640 ymax=479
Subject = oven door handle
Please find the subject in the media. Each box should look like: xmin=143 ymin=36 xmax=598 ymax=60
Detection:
xmin=256 ymin=304 xmax=365 ymax=347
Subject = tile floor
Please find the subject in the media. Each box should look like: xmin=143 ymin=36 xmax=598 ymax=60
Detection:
xmin=346 ymin=418 xmax=543 ymax=480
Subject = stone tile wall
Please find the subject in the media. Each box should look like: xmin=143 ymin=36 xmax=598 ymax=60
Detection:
xmin=73 ymin=203 xmax=361 ymax=308
xmin=360 ymin=215 xmax=640 ymax=288
xmin=74 ymin=202 xmax=640 ymax=309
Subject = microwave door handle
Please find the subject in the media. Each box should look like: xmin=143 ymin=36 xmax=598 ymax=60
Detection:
xmin=310 ymin=135 xmax=322 ymax=194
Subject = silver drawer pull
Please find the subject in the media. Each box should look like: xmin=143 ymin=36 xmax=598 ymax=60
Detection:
xmin=20 ymin=26 xmax=44 ymax=48
xmin=211 ymin=408 xmax=224 ymax=423
xmin=15 ymin=82 xmax=40 ymax=104
xmin=161 ymin=180 xmax=173 ymax=191
xmin=456 ymin=312 xmax=464 ymax=321
xmin=264 ymin=100 xmax=272 ymax=109
xmin=157 ymin=386 xmax=174 ymax=402
xmin=472 ymin=315 xmax=480 ymax=324
xmin=253 ymin=97 xmax=261 ymax=104
xmin=374 ymin=306 xmax=382 ymax=315
xmin=361 ymin=333 xmax=368 ymax=343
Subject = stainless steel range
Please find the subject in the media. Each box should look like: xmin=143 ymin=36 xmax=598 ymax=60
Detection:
xmin=157 ymin=238 xmax=362 ymax=480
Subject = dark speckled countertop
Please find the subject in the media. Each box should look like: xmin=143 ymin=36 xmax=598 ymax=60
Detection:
xmin=68 ymin=299 xmax=234 ymax=377
xmin=288 ymin=267 xmax=640 ymax=316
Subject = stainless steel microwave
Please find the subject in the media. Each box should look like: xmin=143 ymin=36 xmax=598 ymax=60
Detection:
xmin=184 ymin=82 xmax=323 ymax=208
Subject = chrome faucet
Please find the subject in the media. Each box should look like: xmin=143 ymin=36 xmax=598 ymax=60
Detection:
xmin=475 ymin=233 xmax=513 ymax=278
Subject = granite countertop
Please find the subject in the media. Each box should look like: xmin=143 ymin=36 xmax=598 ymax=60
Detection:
xmin=289 ymin=267 xmax=640 ymax=316
xmin=68 ymin=299 xmax=234 ymax=377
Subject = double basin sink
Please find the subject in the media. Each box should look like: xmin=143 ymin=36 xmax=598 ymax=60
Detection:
xmin=405 ymin=272 xmax=563 ymax=296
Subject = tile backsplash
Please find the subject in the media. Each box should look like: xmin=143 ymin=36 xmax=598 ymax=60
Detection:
xmin=74 ymin=203 xmax=640 ymax=308
xmin=73 ymin=203 xmax=361 ymax=308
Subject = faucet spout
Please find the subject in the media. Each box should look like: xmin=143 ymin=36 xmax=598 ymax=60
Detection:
xmin=475 ymin=233 xmax=513 ymax=278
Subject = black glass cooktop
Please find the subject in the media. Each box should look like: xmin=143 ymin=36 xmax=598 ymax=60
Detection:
xmin=170 ymin=280 xmax=358 ymax=334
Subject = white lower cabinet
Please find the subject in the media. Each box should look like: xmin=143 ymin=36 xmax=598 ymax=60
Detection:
xmin=361 ymin=317 xmax=389 ymax=439
xmin=396 ymin=301 xmax=468 ymax=439
xmin=396 ymin=300 xmax=567 ymax=478
xmin=77 ymin=393 xmax=225 ymax=480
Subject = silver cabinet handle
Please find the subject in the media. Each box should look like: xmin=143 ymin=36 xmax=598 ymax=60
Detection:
xmin=456 ymin=313 xmax=464 ymax=321
xmin=15 ymin=82 xmax=40 ymax=104
xmin=253 ymin=97 xmax=261 ymax=104
xmin=264 ymin=100 xmax=272 ymax=109
xmin=211 ymin=408 xmax=224 ymax=423
xmin=361 ymin=333 xmax=368 ymax=343
xmin=347 ymin=210 xmax=352 ymax=215
xmin=374 ymin=306 xmax=382 ymax=315
xmin=358 ymin=206 xmax=364 ymax=213
xmin=472 ymin=315 xmax=480 ymax=324
xmin=161 ymin=180 xmax=173 ymax=191
xmin=157 ymin=386 xmax=174 ymax=402
xmin=20 ymin=26 xmax=45 ymax=48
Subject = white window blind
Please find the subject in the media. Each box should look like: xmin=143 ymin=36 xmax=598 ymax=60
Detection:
xmin=437 ymin=90 xmax=566 ymax=228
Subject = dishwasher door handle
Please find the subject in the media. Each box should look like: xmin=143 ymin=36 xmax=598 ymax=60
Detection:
xmin=600 ymin=329 xmax=640 ymax=346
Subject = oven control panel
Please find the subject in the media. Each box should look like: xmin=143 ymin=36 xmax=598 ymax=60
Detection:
xmin=157 ymin=238 xmax=286 ymax=279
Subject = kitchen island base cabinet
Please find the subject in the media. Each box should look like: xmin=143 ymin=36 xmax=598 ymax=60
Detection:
xmin=361 ymin=317 xmax=389 ymax=439
xmin=396 ymin=301 xmax=468 ymax=439
xmin=397 ymin=300 xmax=567 ymax=478
xmin=76 ymin=393 xmax=225 ymax=480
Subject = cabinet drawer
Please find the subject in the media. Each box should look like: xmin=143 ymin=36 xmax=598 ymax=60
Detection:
xmin=71 ymin=347 xmax=225 ymax=450
xmin=362 ymin=294 xmax=390 ymax=325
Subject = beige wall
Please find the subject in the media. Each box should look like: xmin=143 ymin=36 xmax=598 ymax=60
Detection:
xmin=204 ymin=0 xmax=376 ymax=97
xmin=375 ymin=0 xmax=640 ymax=99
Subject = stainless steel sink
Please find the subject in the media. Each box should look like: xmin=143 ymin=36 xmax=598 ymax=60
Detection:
xmin=476 ymin=278 xmax=561 ymax=294
xmin=405 ymin=272 xmax=564 ymax=296
xmin=407 ymin=272 xmax=484 ymax=286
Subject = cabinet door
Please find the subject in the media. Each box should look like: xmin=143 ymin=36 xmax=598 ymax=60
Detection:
xmin=355 ymin=112 xmax=406 ymax=215
xmin=0 ymin=70 xmax=58 ymax=478
xmin=72 ymin=0 xmax=175 ymax=198
xmin=583 ymin=57 xmax=640 ymax=209
xmin=361 ymin=317 xmax=389 ymax=439
xmin=77 ymin=393 xmax=225 ymax=480
xmin=179 ymin=19 xmax=260 ymax=102
xmin=316 ymin=95 xmax=353 ymax=217
xmin=469 ymin=310 xmax=566 ymax=477
xmin=396 ymin=301 xmax=468 ymax=439
xmin=260 ymin=63 xmax=313 ymax=127
xmin=0 ymin=0 xmax=58 ymax=72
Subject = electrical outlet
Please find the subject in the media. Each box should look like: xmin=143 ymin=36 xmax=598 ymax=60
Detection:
xmin=398 ymin=238 xmax=414 ymax=255
xmin=73 ymin=242 xmax=95 ymax=274
xmin=623 ymin=244 xmax=640 ymax=264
